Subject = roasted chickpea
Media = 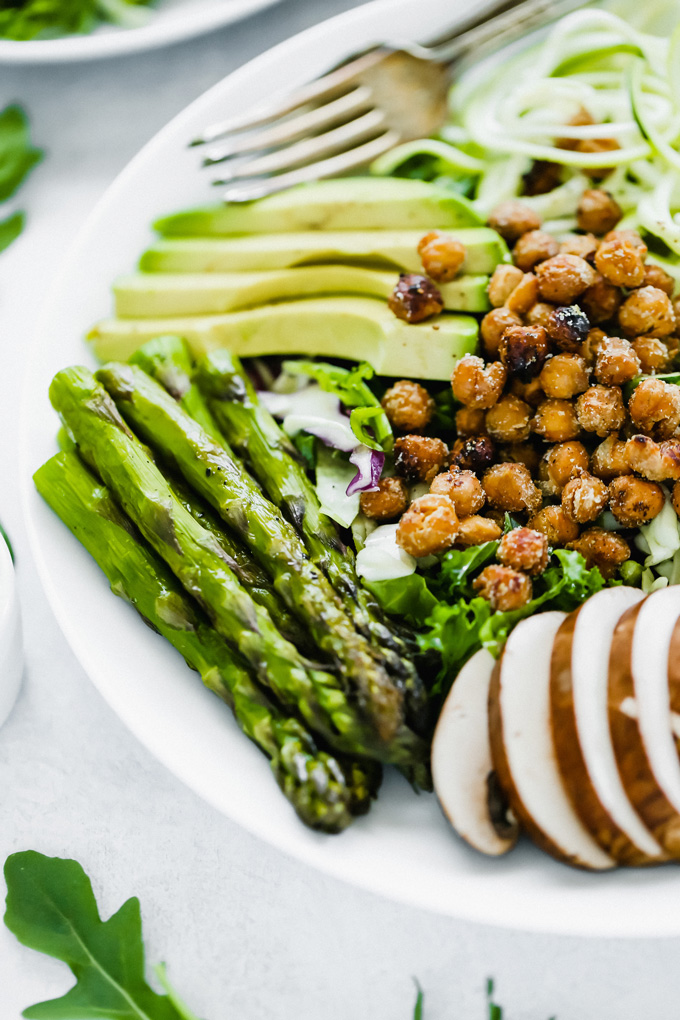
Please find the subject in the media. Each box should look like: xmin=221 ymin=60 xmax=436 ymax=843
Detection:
xmin=396 ymin=493 xmax=459 ymax=557
xmin=456 ymin=515 xmax=503 ymax=546
xmin=561 ymin=469 xmax=609 ymax=523
xmin=497 ymin=527 xmax=549 ymax=575
xmin=624 ymin=435 xmax=680 ymax=482
xmin=498 ymin=440 xmax=542 ymax=474
xmin=594 ymin=238 xmax=645 ymax=289
xmin=591 ymin=433 xmax=629 ymax=481
xmin=473 ymin=564 xmax=533 ymax=611
xmin=381 ymin=379 xmax=435 ymax=431
xmin=513 ymin=230 xmax=560 ymax=272
xmin=536 ymin=254 xmax=597 ymax=304
xmin=485 ymin=394 xmax=532 ymax=444
xmin=532 ymin=398 xmax=581 ymax=442
xmin=575 ymin=385 xmax=626 ymax=437
xmin=608 ymin=474 xmax=664 ymax=525
xmin=359 ymin=477 xmax=409 ymax=521
xmin=487 ymin=200 xmax=541 ymax=242
xmin=509 ymin=376 xmax=545 ymax=408
xmin=504 ymin=273 xmax=539 ymax=316
xmin=499 ymin=325 xmax=549 ymax=381
xmin=576 ymin=137 xmax=620 ymax=179
xmin=604 ymin=229 xmax=648 ymax=253
xmin=643 ymin=263 xmax=675 ymax=297
xmin=430 ymin=467 xmax=485 ymax=517
xmin=546 ymin=304 xmax=591 ymax=352
xmin=488 ymin=264 xmax=524 ymax=307
xmin=527 ymin=504 xmax=580 ymax=545
xmin=577 ymin=188 xmax=622 ymax=235
xmin=556 ymin=106 xmax=596 ymax=148
xmin=628 ymin=378 xmax=680 ymax=439
xmin=539 ymin=353 xmax=589 ymax=399
xmin=482 ymin=462 xmax=542 ymax=513
xmin=594 ymin=336 xmax=641 ymax=386
xmin=455 ymin=407 xmax=487 ymax=437
xmin=526 ymin=301 xmax=556 ymax=328
xmin=619 ymin=286 xmax=676 ymax=338
xmin=540 ymin=440 xmax=590 ymax=492
xmin=579 ymin=272 xmax=622 ymax=325
xmin=480 ymin=308 xmax=523 ymax=358
xmin=522 ymin=159 xmax=562 ymax=195
xmin=417 ymin=231 xmax=466 ymax=283
xmin=567 ymin=527 xmax=631 ymax=579
xmin=672 ymin=481 xmax=680 ymax=519
xmin=394 ymin=434 xmax=448 ymax=483
xmin=631 ymin=336 xmax=672 ymax=374
xmin=560 ymin=233 xmax=598 ymax=262
xmin=580 ymin=327 xmax=608 ymax=367
xmin=452 ymin=355 xmax=507 ymax=409
xmin=450 ymin=435 xmax=496 ymax=474
xmin=388 ymin=273 xmax=443 ymax=323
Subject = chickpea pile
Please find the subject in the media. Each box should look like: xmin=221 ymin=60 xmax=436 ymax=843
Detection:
xmin=366 ymin=189 xmax=680 ymax=611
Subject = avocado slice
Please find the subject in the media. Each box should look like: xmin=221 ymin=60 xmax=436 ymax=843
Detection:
xmin=154 ymin=178 xmax=482 ymax=236
xmin=114 ymin=267 xmax=491 ymax=317
xmin=89 ymin=296 xmax=479 ymax=380
xmin=140 ymin=228 xmax=507 ymax=276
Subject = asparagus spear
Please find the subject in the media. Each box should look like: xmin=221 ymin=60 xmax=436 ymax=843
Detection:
xmin=95 ymin=362 xmax=422 ymax=758
xmin=49 ymin=366 xmax=413 ymax=764
xmin=34 ymin=450 xmax=378 ymax=831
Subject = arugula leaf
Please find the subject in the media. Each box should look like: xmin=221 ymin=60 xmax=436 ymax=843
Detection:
xmin=4 ymin=851 xmax=199 ymax=1020
xmin=0 ymin=210 xmax=24 ymax=253
xmin=0 ymin=0 xmax=151 ymax=40
xmin=365 ymin=574 xmax=439 ymax=626
xmin=433 ymin=541 xmax=499 ymax=599
xmin=413 ymin=981 xmax=424 ymax=1020
xmin=0 ymin=105 xmax=42 ymax=202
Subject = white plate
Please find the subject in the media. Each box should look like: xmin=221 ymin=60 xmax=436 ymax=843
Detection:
xmin=0 ymin=0 xmax=283 ymax=64
xmin=0 ymin=534 xmax=22 ymax=728
xmin=21 ymin=0 xmax=680 ymax=937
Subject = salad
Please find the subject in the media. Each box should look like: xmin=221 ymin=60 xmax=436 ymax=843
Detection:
xmin=0 ymin=0 xmax=153 ymax=40
xmin=33 ymin=2 xmax=680 ymax=867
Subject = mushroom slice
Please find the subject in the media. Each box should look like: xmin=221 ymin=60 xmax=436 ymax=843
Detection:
xmin=551 ymin=587 xmax=665 ymax=865
xmin=489 ymin=610 xmax=615 ymax=870
xmin=432 ymin=648 xmax=519 ymax=856
xmin=609 ymin=587 xmax=680 ymax=858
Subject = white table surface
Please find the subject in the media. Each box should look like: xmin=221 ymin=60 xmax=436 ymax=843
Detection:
xmin=1 ymin=3 xmax=679 ymax=1016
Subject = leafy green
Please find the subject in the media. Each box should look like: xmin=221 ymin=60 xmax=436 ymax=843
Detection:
xmin=4 ymin=851 xmax=198 ymax=1020
xmin=0 ymin=0 xmax=151 ymax=40
xmin=0 ymin=106 xmax=42 ymax=202
xmin=365 ymin=574 xmax=439 ymax=626
xmin=0 ymin=210 xmax=24 ymax=253
xmin=432 ymin=541 xmax=499 ymax=600
xmin=412 ymin=981 xmax=424 ymax=1020
xmin=292 ymin=431 xmax=316 ymax=471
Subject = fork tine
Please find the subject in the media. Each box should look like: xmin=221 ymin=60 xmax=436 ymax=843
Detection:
xmin=191 ymin=50 xmax=385 ymax=146
xmin=220 ymin=130 xmax=402 ymax=203
xmin=211 ymin=110 xmax=388 ymax=184
xmin=202 ymin=86 xmax=374 ymax=166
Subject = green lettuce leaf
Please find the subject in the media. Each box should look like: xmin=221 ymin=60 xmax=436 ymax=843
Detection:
xmin=0 ymin=211 xmax=24 ymax=254
xmin=432 ymin=541 xmax=499 ymax=599
xmin=0 ymin=105 xmax=42 ymax=201
xmin=365 ymin=574 xmax=439 ymax=626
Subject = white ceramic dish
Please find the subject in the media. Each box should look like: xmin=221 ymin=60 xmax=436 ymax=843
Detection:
xmin=0 ymin=0 xmax=283 ymax=64
xmin=21 ymin=0 xmax=680 ymax=937
xmin=0 ymin=535 xmax=23 ymax=728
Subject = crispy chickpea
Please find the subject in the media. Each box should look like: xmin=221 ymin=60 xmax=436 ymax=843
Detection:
xmin=527 ymin=504 xmax=580 ymax=545
xmin=450 ymin=435 xmax=496 ymax=474
xmin=473 ymin=564 xmax=533 ymax=611
xmin=452 ymin=355 xmax=507 ymax=409
xmin=394 ymin=435 xmax=448 ymax=483
xmin=575 ymin=385 xmax=626 ymax=437
xmin=631 ymin=336 xmax=671 ymax=375
xmin=430 ymin=467 xmax=485 ymax=517
xmin=532 ymin=398 xmax=581 ymax=442
xmin=417 ymin=231 xmax=466 ymax=283
xmin=359 ymin=477 xmax=409 ymax=521
xmin=499 ymin=324 xmax=549 ymax=381
xmin=396 ymin=493 xmax=459 ymax=557
xmin=513 ymin=230 xmax=560 ymax=272
xmin=624 ymin=435 xmax=680 ymax=482
xmin=540 ymin=440 xmax=590 ymax=492
xmin=381 ymin=379 xmax=435 ymax=431
xmin=619 ymin=286 xmax=676 ymax=338
xmin=581 ymin=327 xmax=608 ymax=367
xmin=567 ymin=528 xmax=631 ymax=579
xmin=556 ymin=106 xmax=596 ymax=148
xmin=594 ymin=238 xmax=645 ymax=289
xmin=560 ymin=233 xmax=598 ymax=262
xmin=591 ymin=433 xmax=629 ymax=481
xmin=576 ymin=137 xmax=620 ymax=179
xmin=482 ymin=462 xmax=542 ymax=513
xmin=480 ymin=307 xmax=522 ymax=358
xmin=561 ymin=469 xmax=609 ymax=524
xmin=546 ymin=304 xmax=591 ymax=352
xmin=536 ymin=254 xmax=597 ymax=304
xmin=608 ymin=474 xmax=664 ymax=525
xmin=487 ymin=200 xmax=541 ymax=242
xmin=577 ymin=188 xmax=622 ymax=235
xmin=388 ymin=273 xmax=443 ymax=323
xmin=488 ymin=264 xmax=524 ymax=307
xmin=505 ymin=273 xmax=539 ymax=316
xmin=497 ymin=527 xmax=549 ymax=575
xmin=509 ymin=376 xmax=545 ymax=408
xmin=594 ymin=336 xmax=641 ymax=386
xmin=604 ymin=229 xmax=648 ymax=253
xmin=498 ymin=440 xmax=542 ymax=474
xmin=628 ymin=378 xmax=680 ymax=439
xmin=485 ymin=394 xmax=532 ymax=444
xmin=456 ymin=515 xmax=503 ymax=546
xmin=580 ymin=272 xmax=622 ymax=325
xmin=455 ymin=407 xmax=487 ymax=437
xmin=526 ymin=301 xmax=556 ymax=328
xmin=539 ymin=353 xmax=589 ymax=399
xmin=643 ymin=263 xmax=675 ymax=297
xmin=672 ymin=481 xmax=680 ymax=519
xmin=523 ymin=160 xmax=562 ymax=195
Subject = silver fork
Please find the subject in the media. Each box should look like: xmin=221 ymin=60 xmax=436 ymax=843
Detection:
xmin=192 ymin=0 xmax=587 ymax=203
